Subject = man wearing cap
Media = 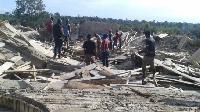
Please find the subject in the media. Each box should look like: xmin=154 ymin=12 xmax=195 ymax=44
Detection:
xmin=138 ymin=31 xmax=156 ymax=85
xmin=83 ymin=34 xmax=96 ymax=65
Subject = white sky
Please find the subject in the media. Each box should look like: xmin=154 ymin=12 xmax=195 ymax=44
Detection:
xmin=0 ymin=0 xmax=200 ymax=23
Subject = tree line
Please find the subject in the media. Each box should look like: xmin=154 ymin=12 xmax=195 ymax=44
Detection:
xmin=0 ymin=0 xmax=200 ymax=38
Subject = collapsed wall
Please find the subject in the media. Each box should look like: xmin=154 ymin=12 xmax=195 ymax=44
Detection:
xmin=79 ymin=21 xmax=119 ymax=35
xmin=0 ymin=21 xmax=47 ymax=68
xmin=177 ymin=35 xmax=200 ymax=66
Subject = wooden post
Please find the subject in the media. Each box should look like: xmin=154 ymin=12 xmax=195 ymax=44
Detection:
xmin=33 ymin=65 xmax=37 ymax=81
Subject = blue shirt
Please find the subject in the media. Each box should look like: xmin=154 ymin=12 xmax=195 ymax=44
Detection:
xmin=100 ymin=35 xmax=109 ymax=40
xmin=63 ymin=24 xmax=70 ymax=36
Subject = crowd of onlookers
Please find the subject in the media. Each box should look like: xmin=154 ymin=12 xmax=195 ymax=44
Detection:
xmin=46 ymin=17 xmax=157 ymax=85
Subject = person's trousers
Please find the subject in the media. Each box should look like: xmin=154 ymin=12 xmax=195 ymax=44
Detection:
xmin=142 ymin=56 xmax=155 ymax=79
xmin=64 ymin=35 xmax=69 ymax=48
xmin=109 ymin=41 xmax=113 ymax=50
xmin=47 ymin=32 xmax=53 ymax=42
xmin=102 ymin=51 xmax=110 ymax=67
xmin=54 ymin=38 xmax=63 ymax=58
xmin=96 ymin=50 xmax=101 ymax=60
xmin=119 ymin=38 xmax=122 ymax=49
xmin=84 ymin=54 xmax=95 ymax=65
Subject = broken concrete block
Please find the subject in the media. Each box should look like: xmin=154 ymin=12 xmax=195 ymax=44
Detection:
xmin=187 ymin=48 xmax=200 ymax=64
xmin=0 ymin=42 xmax=5 ymax=48
xmin=177 ymin=34 xmax=187 ymax=49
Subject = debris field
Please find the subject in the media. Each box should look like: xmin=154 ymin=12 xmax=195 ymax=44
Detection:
xmin=0 ymin=21 xmax=199 ymax=112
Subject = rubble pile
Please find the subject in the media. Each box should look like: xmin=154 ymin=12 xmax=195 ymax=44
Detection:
xmin=0 ymin=21 xmax=199 ymax=112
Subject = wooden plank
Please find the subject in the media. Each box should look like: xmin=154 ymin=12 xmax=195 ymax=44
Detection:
xmin=82 ymin=79 xmax=127 ymax=85
xmin=15 ymin=61 xmax=31 ymax=70
xmin=16 ymin=65 xmax=31 ymax=71
xmin=154 ymin=59 xmax=200 ymax=83
xmin=110 ymin=83 xmax=156 ymax=88
xmin=135 ymin=52 xmax=200 ymax=83
xmin=65 ymin=80 xmax=107 ymax=89
xmin=74 ymin=76 xmax=106 ymax=81
xmin=155 ymin=76 xmax=200 ymax=87
xmin=59 ymin=64 xmax=97 ymax=80
xmin=0 ymin=56 xmax=22 ymax=75
xmin=32 ymin=65 xmax=36 ymax=81
xmin=0 ymin=74 xmax=7 ymax=78
xmin=14 ymin=74 xmax=22 ymax=80
xmin=5 ymin=69 xmax=49 ymax=73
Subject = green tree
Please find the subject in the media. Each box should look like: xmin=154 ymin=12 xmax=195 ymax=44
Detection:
xmin=13 ymin=0 xmax=47 ymax=29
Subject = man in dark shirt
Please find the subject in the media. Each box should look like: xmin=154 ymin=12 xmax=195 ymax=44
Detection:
xmin=53 ymin=19 xmax=63 ymax=59
xmin=139 ymin=31 xmax=156 ymax=85
xmin=83 ymin=34 xmax=96 ymax=65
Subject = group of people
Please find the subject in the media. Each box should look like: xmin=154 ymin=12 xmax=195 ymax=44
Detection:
xmin=83 ymin=33 xmax=110 ymax=67
xmin=46 ymin=17 xmax=156 ymax=85
xmin=83 ymin=29 xmax=123 ymax=67
xmin=83 ymin=30 xmax=156 ymax=85
xmin=45 ymin=17 xmax=71 ymax=59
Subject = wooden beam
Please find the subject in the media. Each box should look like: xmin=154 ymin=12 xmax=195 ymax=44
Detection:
xmin=65 ymin=80 xmax=108 ymax=89
xmin=0 ymin=56 xmax=22 ymax=75
xmin=82 ymin=79 xmax=127 ymax=85
xmin=134 ymin=52 xmax=200 ymax=83
xmin=15 ymin=61 xmax=31 ymax=70
xmin=5 ymin=69 xmax=49 ymax=73
xmin=33 ymin=65 xmax=36 ymax=81
xmin=154 ymin=59 xmax=200 ymax=83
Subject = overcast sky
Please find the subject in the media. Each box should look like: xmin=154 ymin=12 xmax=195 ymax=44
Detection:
xmin=1 ymin=0 xmax=200 ymax=23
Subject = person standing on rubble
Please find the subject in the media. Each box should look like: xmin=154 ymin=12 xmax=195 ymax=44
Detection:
xmin=53 ymin=19 xmax=64 ymax=59
xmin=63 ymin=19 xmax=71 ymax=48
xmin=113 ymin=30 xmax=120 ymax=51
xmin=101 ymin=34 xmax=110 ymax=67
xmin=45 ymin=17 xmax=54 ymax=43
xmin=83 ymin=34 xmax=96 ymax=65
xmin=95 ymin=33 xmax=102 ymax=60
xmin=138 ymin=31 xmax=156 ymax=85
xmin=119 ymin=32 xmax=123 ymax=49
xmin=108 ymin=29 xmax=113 ymax=50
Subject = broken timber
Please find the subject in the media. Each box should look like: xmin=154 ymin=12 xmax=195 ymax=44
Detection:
xmin=60 ymin=63 xmax=97 ymax=80
xmin=134 ymin=52 xmax=200 ymax=83
xmin=154 ymin=59 xmax=200 ymax=83
xmin=0 ymin=56 xmax=22 ymax=75
xmin=5 ymin=69 xmax=50 ymax=73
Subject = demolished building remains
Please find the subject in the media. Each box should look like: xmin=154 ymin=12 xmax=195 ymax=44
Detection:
xmin=0 ymin=21 xmax=199 ymax=112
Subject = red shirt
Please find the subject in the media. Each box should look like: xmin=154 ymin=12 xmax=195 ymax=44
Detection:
xmin=114 ymin=33 xmax=120 ymax=42
xmin=46 ymin=20 xmax=53 ymax=33
xmin=101 ymin=39 xmax=110 ymax=52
